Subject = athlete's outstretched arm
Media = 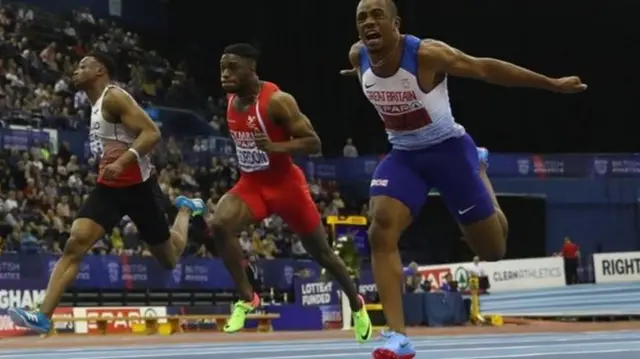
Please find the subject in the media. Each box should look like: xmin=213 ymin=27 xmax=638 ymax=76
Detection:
xmin=339 ymin=42 xmax=364 ymax=78
xmin=103 ymin=88 xmax=161 ymax=167
xmin=420 ymin=40 xmax=587 ymax=93
xmin=257 ymin=91 xmax=321 ymax=155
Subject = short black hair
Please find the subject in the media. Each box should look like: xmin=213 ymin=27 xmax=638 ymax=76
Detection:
xmin=87 ymin=51 xmax=116 ymax=77
xmin=223 ymin=43 xmax=260 ymax=61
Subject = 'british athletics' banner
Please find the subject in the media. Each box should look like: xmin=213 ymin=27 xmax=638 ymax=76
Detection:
xmin=294 ymin=153 xmax=640 ymax=183
xmin=4 ymin=125 xmax=640 ymax=182
xmin=0 ymin=254 xmax=321 ymax=291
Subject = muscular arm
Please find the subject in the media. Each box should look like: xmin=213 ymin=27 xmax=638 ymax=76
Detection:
xmin=419 ymin=40 xmax=583 ymax=92
xmin=339 ymin=42 xmax=364 ymax=79
xmin=267 ymin=91 xmax=321 ymax=155
xmin=102 ymin=88 xmax=161 ymax=167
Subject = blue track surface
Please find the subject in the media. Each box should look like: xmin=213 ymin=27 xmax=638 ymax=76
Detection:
xmin=1 ymin=331 xmax=640 ymax=359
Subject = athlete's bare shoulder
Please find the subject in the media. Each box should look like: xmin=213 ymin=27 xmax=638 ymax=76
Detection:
xmin=267 ymin=90 xmax=298 ymax=123
xmin=416 ymin=38 xmax=470 ymax=73
xmin=101 ymin=86 xmax=131 ymax=121
xmin=418 ymin=39 xmax=454 ymax=57
xmin=101 ymin=86 xmax=158 ymax=131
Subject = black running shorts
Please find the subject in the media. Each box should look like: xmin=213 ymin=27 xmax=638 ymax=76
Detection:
xmin=76 ymin=176 xmax=170 ymax=245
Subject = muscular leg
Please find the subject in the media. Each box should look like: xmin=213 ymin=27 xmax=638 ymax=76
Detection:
xmin=478 ymin=162 xmax=509 ymax=239
xmin=146 ymin=206 xmax=193 ymax=268
xmin=365 ymin=150 xmax=427 ymax=344
xmin=41 ymin=219 xmax=104 ymax=317
xmin=168 ymin=207 xmax=192 ymax=257
xmin=131 ymin=184 xmax=202 ymax=269
xmin=368 ymin=195 xmax=413 ymax=334
xmin=36 ymin=185 xmax=124 ymax=321
xmin=458 ymin=160 xmax=508 ymax=261
xmin=446 ymin=146 xmax=507 ymax=262
xmin=299 ymin=224 xmax=362 ymax=311
xmin=206 ymin=193 xmax=255 ymax=302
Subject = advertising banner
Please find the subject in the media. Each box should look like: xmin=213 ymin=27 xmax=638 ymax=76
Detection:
xmin=0 ymin=288 xmax=73 ymax=336
xmin=294 ymin=277 xmax=341 ymax=328
xmin=0 ymin=125 xmax=58 ymax=152
xmin=296 ymin=279 xmax=340 ymax=307
xmin=418 ymin=256 xmax=566 ymax=292
xmin=6 ymin=127 xmax=640 ymax=180
xmin=71 ymin=306 xmax=167 ymax=334
xmin=593 ymin=251 xmax=640 ymax=284
xmin=0 ymin=254 xmax=320 ymax=291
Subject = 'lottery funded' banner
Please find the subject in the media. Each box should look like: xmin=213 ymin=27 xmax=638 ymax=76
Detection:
xmin=0 ymin=254 xmax=320 ymax=290
xmin=295 ymin=277 xmax=342 ymax=327
xmin=296 ymin=278 xmax=340 ymax=306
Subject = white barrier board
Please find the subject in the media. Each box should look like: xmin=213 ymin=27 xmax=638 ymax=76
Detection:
xmin=593 ymin=251 xmax=640 ymax=284
xmin=418 ymin=256 xmax=566 ymax=292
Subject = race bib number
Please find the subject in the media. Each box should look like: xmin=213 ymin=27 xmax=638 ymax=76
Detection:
xmin=236 ymin=146 xmax=270 ymax=172
xmin=380 ymin=107 xmax=432 ymax=131
xmin=88 ymin=127 xmax=104 ymax=159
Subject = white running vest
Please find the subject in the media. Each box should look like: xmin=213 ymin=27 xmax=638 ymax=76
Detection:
xmin=88 ymin=85 xmax=152 ymax=184
xmin=359 ymin=35 xmax=465 ymax=150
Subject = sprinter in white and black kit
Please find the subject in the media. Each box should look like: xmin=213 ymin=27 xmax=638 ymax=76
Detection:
xmin=9 ymin=52 xmax=206 ymax=334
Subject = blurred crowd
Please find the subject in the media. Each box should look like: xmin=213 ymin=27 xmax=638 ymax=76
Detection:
xmin=0 ymin=138 xmax=357 ymax=259
xmin=0 ymin=3 xmax=225 ymax=132
xmin=0 ymin=4 xmax=365 ymax=260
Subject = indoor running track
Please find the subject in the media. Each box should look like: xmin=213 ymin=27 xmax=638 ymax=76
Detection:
xmin=2 ymin=331 xmax=640 ymax=359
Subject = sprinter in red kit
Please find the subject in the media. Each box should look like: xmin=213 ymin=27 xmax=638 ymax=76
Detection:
xmin=210 ymin=43 xmax=372 ymax=342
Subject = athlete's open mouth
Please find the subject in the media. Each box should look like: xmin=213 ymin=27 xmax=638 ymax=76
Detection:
xmin=365 ymin=32 xmax=381 ymax=40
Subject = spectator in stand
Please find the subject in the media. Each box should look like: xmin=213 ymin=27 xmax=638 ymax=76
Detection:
xmin=109 ymin=227 xmax=124 ymax=255
xmin=440 ymin=273 xmax=457 ymax=292
xmin=467 ymin=256 xmax=490 ymax=292
xmin=245 ymin=254 xmax=263 ymax=293
xmin=331 ymin=191 xmax=346 ymax=212
xmin=467 ymin=256 xmax=484 ymax=277
xmin=343 ymin=138 xmax=359 ymax=157
xmin=561 ymin=236 xmax=580 ymax=285
xmin=404 ymin=261 xmax=423 ymax=293
xmin=290 ymin=235 xmax=309 ymax=259
xmin=261 ymin=234 xmax=279 ymax=259
xmin=238 ymin=230 xmax=252 ymax=255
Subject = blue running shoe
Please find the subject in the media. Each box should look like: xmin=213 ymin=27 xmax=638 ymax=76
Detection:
xmin=8 ymin=308 xmax=51 ymax=334
xmin=175 ymin=196 xmax=206 ymax=217
xmin=372 ymin=330 xmax=416 ymax=359
xmin=477 ymin=147 xmax=489 ymax=167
